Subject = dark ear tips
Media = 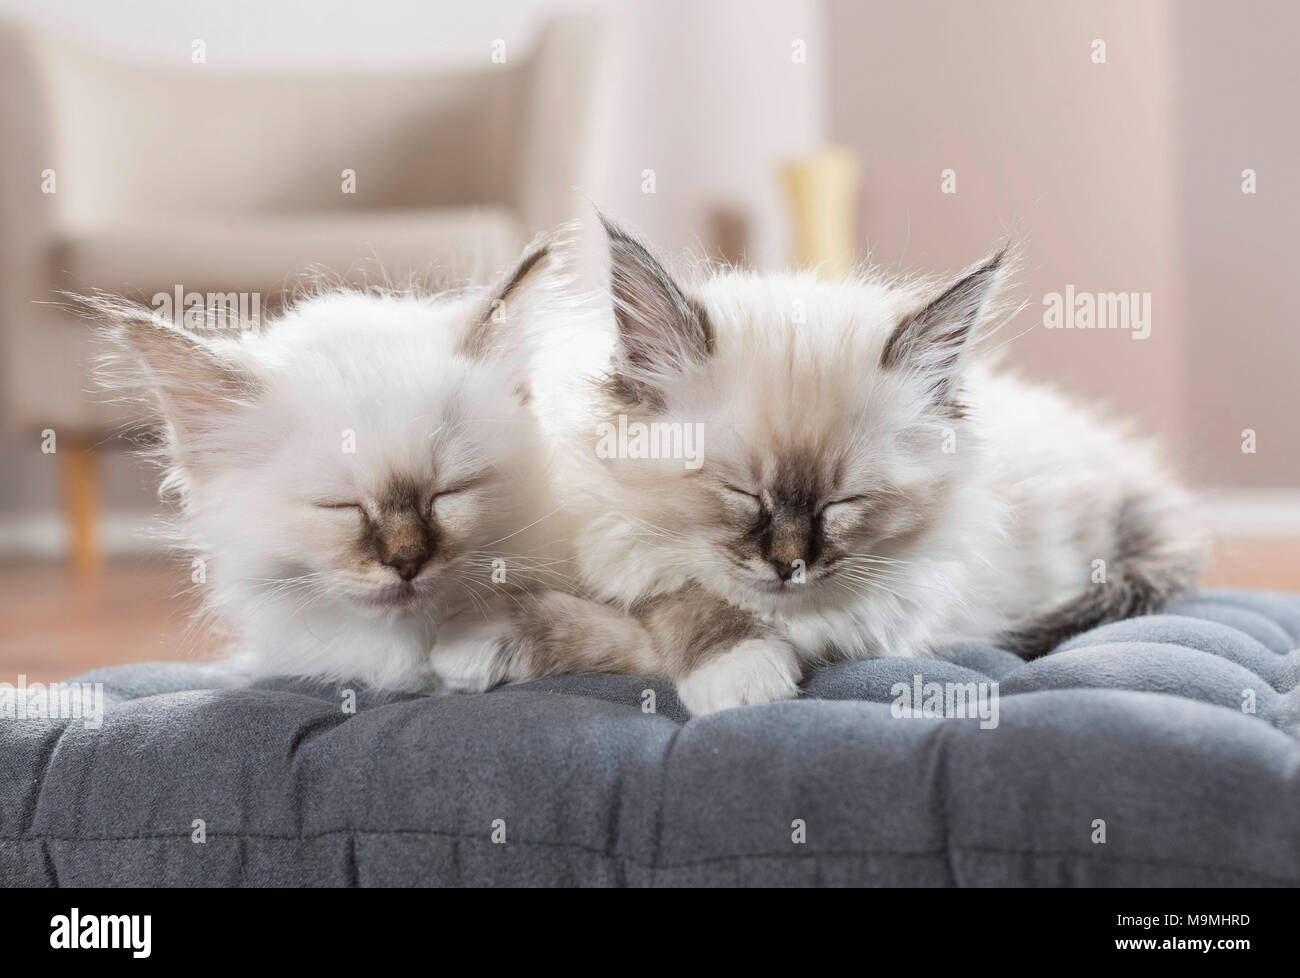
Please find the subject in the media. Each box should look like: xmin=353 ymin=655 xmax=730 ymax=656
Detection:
xmin=879 ymin=245 xmax=1008 ymax=384
xmin=491 ymin=237 xmax=556 ymax=313
xmin=503 ymin=242 xmax=551 ymax=294
xmin=595 ymin=208 xmax=620 ymax=239
xmin=86 ymin=295 xmax=263 ymax=437
xmin=599 ymin=212 xmax=712 ymax=376
xmin=460 ymin=237 xmax=557 ymax=360
xmin=983 ymin=244 xmax=1009 ymax=270
xmin=595 ymin=209 xmax=638 ymax=249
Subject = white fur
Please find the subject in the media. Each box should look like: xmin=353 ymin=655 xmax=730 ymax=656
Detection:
xmin=534 ymin=258 xmax=1202 ymax=712
xmin=675 ymin=638 xmax=801 ymax=715
xmin=105 ymin=279 xmax=568 ymax=692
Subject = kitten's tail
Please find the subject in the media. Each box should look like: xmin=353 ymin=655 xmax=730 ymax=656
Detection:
xmin=1002 ymin=494 xmax=1205 ymax=659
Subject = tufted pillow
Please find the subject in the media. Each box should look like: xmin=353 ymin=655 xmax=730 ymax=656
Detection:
xmin=3 ymin=588 xmax=1298 ymax=886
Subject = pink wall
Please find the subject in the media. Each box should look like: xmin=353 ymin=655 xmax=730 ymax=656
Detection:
xmin=593 ymin=0 xmax=827 ymax=268
xmin=828 ymin=0 xmax=1188 ymax=456
xmin=1175 ymin=0 xmax=1300 ymax=488
xmin=827 ymin=0 xmax=1300 ymax=489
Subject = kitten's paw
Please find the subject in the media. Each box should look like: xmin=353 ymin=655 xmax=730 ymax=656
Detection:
xmin=430 ymin=615 xmax=515 ymax=694
xmin=676 ymin=638 xmax=800 ymax=715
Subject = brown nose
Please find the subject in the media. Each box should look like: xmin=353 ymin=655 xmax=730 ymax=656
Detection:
xmin=764 ymin=509 xmax=816 ymax=579
xmin=768 ymin=558 xmax=797 ymax=582
xmin=382 ymin=545 xmax=428 ymax=581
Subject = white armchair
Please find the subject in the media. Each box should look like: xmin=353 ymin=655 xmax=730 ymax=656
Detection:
xmin=0 ymin=14 xmax=606 ymax=567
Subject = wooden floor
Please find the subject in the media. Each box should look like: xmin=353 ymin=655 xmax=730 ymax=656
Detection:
xmin=2 ymin=538 xmax=1299 ymax=684
xmin=0 ymin=558 xmax=219 ymax=684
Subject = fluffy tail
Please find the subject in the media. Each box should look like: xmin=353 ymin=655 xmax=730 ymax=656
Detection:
xmin=1002 ymin=495 xmax=1204 ymax=659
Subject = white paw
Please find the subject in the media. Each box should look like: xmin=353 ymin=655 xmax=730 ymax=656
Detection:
xmin=676 ymin=638 xmax=801 ymax=715
xmin=430 ymin=614 xmax=515 ymax=694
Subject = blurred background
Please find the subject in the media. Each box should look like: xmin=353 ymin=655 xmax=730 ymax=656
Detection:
xmin=1 ymin=0 xmax=1297 ymax=681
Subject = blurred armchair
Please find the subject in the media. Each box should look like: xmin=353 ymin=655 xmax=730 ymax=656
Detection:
xmin=0 ymin=14 xmax=605 ymax=568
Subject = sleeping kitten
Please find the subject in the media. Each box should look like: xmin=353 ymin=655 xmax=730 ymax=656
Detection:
xmin=93 ymin=242 xmax=648 ymax=692
xmin=535 ymin=216 xmax=1205 ymax=715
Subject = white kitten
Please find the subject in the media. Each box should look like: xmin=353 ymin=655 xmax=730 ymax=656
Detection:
xmin=534 ymin=217 xmax=1205 ymax=715
xmin=95 ymin=244 xmax=586 ymax=692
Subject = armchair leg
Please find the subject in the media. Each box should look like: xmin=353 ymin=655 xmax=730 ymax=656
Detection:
xmin=60 ymin=437 xmax=101 ymax=573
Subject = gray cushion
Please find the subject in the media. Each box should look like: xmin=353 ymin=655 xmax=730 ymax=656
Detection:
xmin=3 ymin=588 xmax=1299 ymax=886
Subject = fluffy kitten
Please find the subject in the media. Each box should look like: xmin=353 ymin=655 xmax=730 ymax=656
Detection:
xmin=94 ymin=243 xmax=637 ymax=692
xmin=535 ymin=217 xmax=1205 ymax=715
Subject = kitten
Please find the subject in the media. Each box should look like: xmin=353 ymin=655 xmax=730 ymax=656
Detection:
xmin=536 ymin=216 xmax=1205 ymax=715
xmin=92 ymin=242 xmax=641 ymax=692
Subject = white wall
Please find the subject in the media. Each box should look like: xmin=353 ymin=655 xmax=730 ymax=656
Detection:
xmin=0 ymin=0 xmax=575 ymax=69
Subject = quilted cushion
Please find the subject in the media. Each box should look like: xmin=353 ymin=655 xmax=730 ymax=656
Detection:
xmin=3 ymin=588 xmax=1298 ymax=887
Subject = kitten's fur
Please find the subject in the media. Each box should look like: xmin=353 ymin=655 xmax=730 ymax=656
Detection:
xmin=94 ymin=243 xmax=638 ymax=692
xmin=535 ymin=217 xmax=1205 ymax=714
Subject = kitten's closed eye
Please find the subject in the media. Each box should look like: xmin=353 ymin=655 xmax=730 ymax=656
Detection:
xmin=819 ymin=494 xmax=874 ymax=520
xmin=721 ymin=484 xmax=761 ymax=510
xmin=315 ymin=500 xmax=366 ymax=514
xmin=428 ymin=473 xmax=490 ymax=515
xmin=719 ymin=484 xmax=876 ymax=520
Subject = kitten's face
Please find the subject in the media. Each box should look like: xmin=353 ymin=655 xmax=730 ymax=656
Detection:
xmin=681 ymin=392 xmax=952 ymax=601
xmin=595 ymin=218 xmax=1004 ymax=608
xmin=235 ymin=315 xmax=543 ymax=618
xmin=107 ymin=245 xmax=553 ymax=620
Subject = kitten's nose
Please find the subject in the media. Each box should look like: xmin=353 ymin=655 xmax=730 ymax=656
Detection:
xmin=383 ymin=545 xmax=429 ymax=581
xmin=769 ymin=558 xmax=797 ymax=582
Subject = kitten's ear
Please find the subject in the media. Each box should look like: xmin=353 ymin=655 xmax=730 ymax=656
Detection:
xmin=89 ymin=296 xmax=263 ymax=436
xmin=880 ymin=247 xmax=1007 ymax=399
xmin=600 ymin=213 xmax=712 ymax=380
xmin=459 ymin=238 xmax=555 ymax=362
